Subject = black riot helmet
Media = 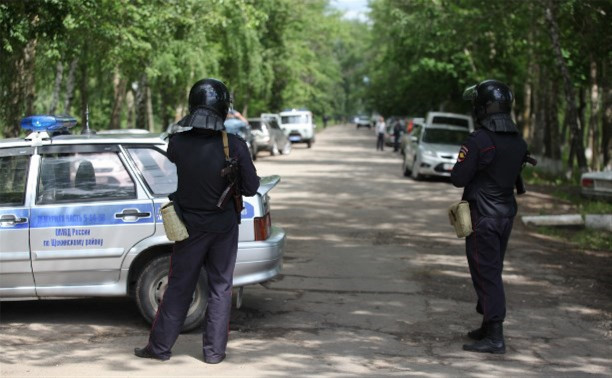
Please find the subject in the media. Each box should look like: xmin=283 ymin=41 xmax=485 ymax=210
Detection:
xmin=176 ymin=78 xmax=232 ymax=131
xmin=463 ymin=79 xmax=513 ymax=120
xmin=188 ymin=78 xmax=232 ymax=118
xmin=463 ymin=79 xmax=517 ymax=133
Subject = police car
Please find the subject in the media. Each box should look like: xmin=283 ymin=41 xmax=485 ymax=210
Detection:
xmin=0 ymin=115 xmax=286 ymax=331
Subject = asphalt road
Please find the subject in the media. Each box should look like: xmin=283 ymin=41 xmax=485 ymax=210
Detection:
xmin=1 ymin=124 xmax=610 ymax=377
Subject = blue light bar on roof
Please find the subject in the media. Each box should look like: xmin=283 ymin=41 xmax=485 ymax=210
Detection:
xmin=21 ymin=114 xmax=77 ymax=132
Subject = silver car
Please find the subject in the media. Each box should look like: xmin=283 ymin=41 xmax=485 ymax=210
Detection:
xmin=0 ymin=116 xmax=286 ymax=331
xmin=581 ymin=170 xmax=612 ymax=201
xmin=402 ymin=125 xmax=470 ymax=180
xmin=248 ymin=117 xmax=291 ymax=156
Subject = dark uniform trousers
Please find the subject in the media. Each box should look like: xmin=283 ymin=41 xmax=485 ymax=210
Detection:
xmin=466 ymin=209 xmax=512 ymax=323
xmin=147 ymin=223 xmax=238 ymax=361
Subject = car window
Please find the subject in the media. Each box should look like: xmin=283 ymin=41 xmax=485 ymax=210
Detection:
xmin=421 ymin=129 xmax=469 ymax=145
xmin=127 ymin=147 xmax=177 ymax=196
xmin=249 ymin=120 xmax=263 ymax=131
xmin=268 ymin=120 xmax=280 ymax=130
xmin=37 ymin=151 xmax=136 ymax=204
xmin=0 ymin=152 xmax=31 ymax=206
xmin=431 ymin=116 xmax=469 ymax=128
xmin=281 ymin=115 xmax=306 ymax=124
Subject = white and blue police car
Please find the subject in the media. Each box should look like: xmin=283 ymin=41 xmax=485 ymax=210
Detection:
xmin=0 ymin=115 xmax=285 ymax=331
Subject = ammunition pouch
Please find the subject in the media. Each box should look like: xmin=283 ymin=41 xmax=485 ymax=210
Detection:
xmin=161 ymin=201 xmax=189 ymax=241
xmin=448 ymin=200 xmax=473 ymax=238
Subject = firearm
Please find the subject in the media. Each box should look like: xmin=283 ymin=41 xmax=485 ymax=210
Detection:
xmin=516 ymin=153 xmax=538 ymax=195
xmin=216 ymin=157 xmax=244 ymax=217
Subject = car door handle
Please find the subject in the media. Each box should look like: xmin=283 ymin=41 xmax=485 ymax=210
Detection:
xmin=0 ymin=214 xmax=28 ymax=226
xmin=114 ymin=209 xmax=151 ymax=221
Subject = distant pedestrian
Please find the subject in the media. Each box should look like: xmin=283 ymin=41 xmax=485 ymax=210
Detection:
xmin=134 ymin=78 xmax=260 ymax=364
xmin=375 ymin=116 xmax=385 ymax=151
xmin=451 ymin=79 xmax=528 ymax=354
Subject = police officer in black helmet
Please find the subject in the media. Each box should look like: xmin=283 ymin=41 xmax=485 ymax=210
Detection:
xmin=135 ymin=78 xmax=259 ymax=363
xmin=451 ymin=79 xmax=528 ymax=354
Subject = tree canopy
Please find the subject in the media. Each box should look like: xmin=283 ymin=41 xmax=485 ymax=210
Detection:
xmin=1 ymin=0 xmax=610 ymax=171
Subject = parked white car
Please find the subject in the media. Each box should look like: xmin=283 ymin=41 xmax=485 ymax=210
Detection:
xmin=402 ymin=125 xmax=470 ymax=179
xmin=581 ymin=170 xmax=612 ymax=201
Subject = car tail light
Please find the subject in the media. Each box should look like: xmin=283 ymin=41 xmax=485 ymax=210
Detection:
xmin=581 ymin=178 xmax=594 ymax=188
xmin=254 ymin=212 xmax=271 ymax=241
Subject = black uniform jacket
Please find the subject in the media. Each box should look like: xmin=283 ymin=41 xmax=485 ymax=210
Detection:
xmin=167 ymin=129 xmax=260 ymax=233
xmin=451 ymin=128 xmax=527 ymax=218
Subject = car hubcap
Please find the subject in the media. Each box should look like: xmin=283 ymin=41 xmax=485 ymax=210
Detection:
xmin=150 ymin=274 xmax=200 ymax=317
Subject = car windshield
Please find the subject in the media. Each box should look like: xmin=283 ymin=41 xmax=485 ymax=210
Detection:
xmin=431 ymin=116 xmax=469 ymax=128
xmin=281 ymin=115 xmax=307 ymax=124
xmin=422 ymin=128 xmax=469 ymax=145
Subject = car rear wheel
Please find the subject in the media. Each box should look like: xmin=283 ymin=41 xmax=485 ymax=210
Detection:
xmin=271 ymin=142 xmax=279 ymax=156
xmin=135 ymin=255 xmax=208 ymax=333
xmin=411 ymin=157 xmax=422 ymax=180
xmin=402 ymin=156 xmax=411 ymax=177
xmin=280 ymin=141 xmax=291 ymax=155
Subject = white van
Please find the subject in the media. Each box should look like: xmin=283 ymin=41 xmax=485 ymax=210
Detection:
xmin=279 ymin=109 xmax=315 ymax=148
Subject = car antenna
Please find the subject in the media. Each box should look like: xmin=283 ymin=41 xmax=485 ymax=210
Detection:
xmin=81 ymin=105 xmax=96 ymax=135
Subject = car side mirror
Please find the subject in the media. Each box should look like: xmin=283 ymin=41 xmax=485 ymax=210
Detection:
xmin=410 ymin=136 xmax=418 ymax=143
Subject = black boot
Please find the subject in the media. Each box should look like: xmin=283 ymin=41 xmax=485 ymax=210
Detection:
xmin=467 ymin=321 xmax=486 ymax=340
xmin=463 ymin=322 xmax=506 ymax=354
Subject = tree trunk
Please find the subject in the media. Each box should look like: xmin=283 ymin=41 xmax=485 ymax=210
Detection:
xmin=49 ymin=62 xmax=64 ymax=114
xmin=135 ymin=74 xmax=148 ymax=130
xmin=160 ymin=86 xmax=170 ymax=131
xmin=548 ymin=79 xmax=561 ymax=160
xmin=545 ymin=1 xmax=588 ymax=171
xmin=589 ymin=59 xmax=601 ymax=170
xmin=109 ymin=70 xmax=127 ymax=129
xmin=126 ymin=89 xmax=135 ymax=127
xmin=63 ymin=58 xmax=78 ymax=114
xmin=5 ymin=39 xmax=37 ymax=138
xmin=24 ymin=39 xmax=37 ymax=117
xmin=79 ymin=55 xmax=89 ymax=129
xmin=602 ymin=64 xmax=612 ymax=168
xmin=532 ymin=64 xmax=545 ymax=156
xmin=146 ymin=86 xmax=154 ymax=132
xmin=521 ymin=81 xmax=533 ymax=142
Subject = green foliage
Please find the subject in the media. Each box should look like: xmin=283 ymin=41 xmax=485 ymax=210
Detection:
xmin=0 ymin=0 xmax=367 ymax=135
xmin=537 ymin=226 xmax=611 ymax=251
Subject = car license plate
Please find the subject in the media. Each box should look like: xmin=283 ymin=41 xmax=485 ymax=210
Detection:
xmin=596 ymin=180 xmax=612 ymax=190
xmin=443 ymin=163 xmax=454 ymax=171
xmin=289 ymin=136 xmax=301 ymax=142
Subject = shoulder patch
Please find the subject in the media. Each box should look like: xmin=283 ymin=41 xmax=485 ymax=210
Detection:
xmin=457 ymin=145 xmax=469 ymax=162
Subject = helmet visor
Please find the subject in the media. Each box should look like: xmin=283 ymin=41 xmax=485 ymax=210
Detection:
xmin=462 ymin=84 xmax=478 ymax=101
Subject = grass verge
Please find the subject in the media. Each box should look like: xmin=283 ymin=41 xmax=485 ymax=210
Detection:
xmin=523 ymin=167 xmax=611 ymax=251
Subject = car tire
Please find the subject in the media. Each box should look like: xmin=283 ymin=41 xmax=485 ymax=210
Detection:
xmin=307 ymin=140 xmax=312 ymax=148
xmin=411 ymin=157 xmax=422 ymax=180
xmin=402 ymin=156 xmax=411 ymax=177
xmin=251 ymin=144 xmax=257 ymax=161
xmin=280 ymin=141 xmax=291 ymax=155
xmin=135 ymin=255 xmax=208 ymax=333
